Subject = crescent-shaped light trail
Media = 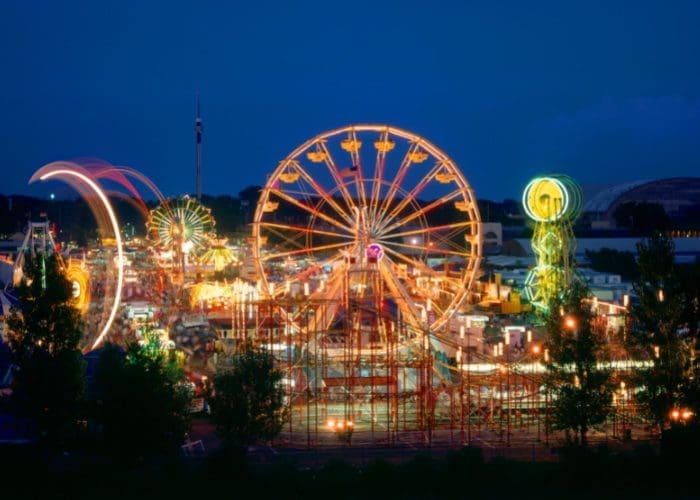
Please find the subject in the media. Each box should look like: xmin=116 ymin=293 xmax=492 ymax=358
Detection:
xmin=30 ymin=162 xmax=124 ymax=351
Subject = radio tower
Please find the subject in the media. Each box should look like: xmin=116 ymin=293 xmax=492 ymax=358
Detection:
xmin=195 ymin=94 xmax=203 ymax=201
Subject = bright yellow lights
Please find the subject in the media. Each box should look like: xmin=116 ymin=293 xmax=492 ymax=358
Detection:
xmin=522 ymin=174 xmax=582 ymax=223
xmin=326 ymin=418 xmax=354 ymax=430
xmin=65 ymin=261 xmax=90 ymax=314
xmin=340 ymin=138 xmax=361 ymax=153
xmin=408 ymin=150 xmax=428 ymax=163
xmin=523 ymin=177 xmax=568 ymax=222
xmin=670 ymin=408 xmax=693 ymax=423
xmin=564 ymin=316 xmax=577 ymax=331
xmin=374 ymin=138 xmax=395 ymax=153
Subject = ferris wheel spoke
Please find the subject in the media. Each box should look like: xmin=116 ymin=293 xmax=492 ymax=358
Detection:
xmin=374 ymin=161 xmax=445 ymax=234
xmin=258 ymin=222 xmax=354 ymax=241
xmin=379 ymin=187 xmax=462 ymax=236
xmin=387 ymin=221 xmax=473 ymax=240
xmin=276 ymin=255 xmax=348 ymax=298
xmin=292 ymin=173 xmax=321 ymax=215
xmin=317 ymin=141 xmax=358 ymax=217
xmin=309 ymin=275 xmax=345 ymax=333
xmin=377 ymin=259 xmax=424 ymax=330
xmin=368 ymin=129 xmax=390 ymax=224
xmin=345 ymin=128 xmax=368 ymax=210
xmin=387 ymin=267 xmax=461 ymax=324
xmin=431 ymin=227 xmax=473 ymax=254
xmin=386 ymin=222 xmax=473 ymax=256
xmin=282 ymin=252 xmax=347 ymax=286
xmin=289 ymin=161 xmax=355 ymax=226
xmin=380 ymin=238 xmax=469 ymax=260
xmin=374 ymin=141 xmax=423 ymax=232
xmin=268 ymin=188 xmax=355 ymax=234
xmin=260 ymin=226 xmax=308 ymax=252
xmin=261 ymin=241 xmax=353 ymax=262
xmin=379 ymin=244 xmax=465 ymax=289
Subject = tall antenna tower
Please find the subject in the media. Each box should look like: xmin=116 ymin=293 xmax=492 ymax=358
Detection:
xmin=195 ymin=93 xmax=203 ymax=201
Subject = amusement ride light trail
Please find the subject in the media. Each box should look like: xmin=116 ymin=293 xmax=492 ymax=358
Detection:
xmin=30 ymin=162 xmax=125 ymax=351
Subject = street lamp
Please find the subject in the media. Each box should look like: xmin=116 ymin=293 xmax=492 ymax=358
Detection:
xmin=564 ymin=316 xmax=576 ymax=332
xmin=670 ymin=408 xmax=693 ymax=425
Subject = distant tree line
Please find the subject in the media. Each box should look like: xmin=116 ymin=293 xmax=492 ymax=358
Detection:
xmin=0 ymin=192 xmax=537 ymax=244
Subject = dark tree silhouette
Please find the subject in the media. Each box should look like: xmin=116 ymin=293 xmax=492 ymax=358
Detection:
xmin=208 ymin=343 xmax=286 ymax=446
xmin=6 ymin=254 xmax=86 ymax=446
xmin=629 ymin=233 xmax=695 ymax=429
xmin=544 ymin=281 xmax=612 ymax=447
xmin=92 ymin=334 xmax=192 ymax=460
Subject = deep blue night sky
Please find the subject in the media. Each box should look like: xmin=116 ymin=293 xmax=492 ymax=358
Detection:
xmin=2 ymin=1 xmax=699 ymax=202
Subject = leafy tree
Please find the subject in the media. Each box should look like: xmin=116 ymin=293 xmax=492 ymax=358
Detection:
xmin=208 ymin=343 xmax=286 ymax=446
xmin=93 ymin=334 xmax=192 ymax=460
xmin=6 ymin=254 xmax=86 ymax=446
xmin=544 ymin=281 xmax=612 ymax=447
xmin=629 ymin=232 xmax=695 ymax=429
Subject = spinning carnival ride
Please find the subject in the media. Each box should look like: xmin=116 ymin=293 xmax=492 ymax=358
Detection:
xmin=522 ymin=175 xmax=582 ymax=311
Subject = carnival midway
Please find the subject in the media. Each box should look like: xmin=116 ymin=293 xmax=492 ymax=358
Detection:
xmin=1 ymin=124 xmax=660 ymax=449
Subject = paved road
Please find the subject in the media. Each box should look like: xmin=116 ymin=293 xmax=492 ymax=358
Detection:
xmin=188 ymin=418 xmax=658 ymax=467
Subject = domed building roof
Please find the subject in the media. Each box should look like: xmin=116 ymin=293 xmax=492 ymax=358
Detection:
xmin=583 ymin=180 xmax=651 ymax=213
xmin=583 ymin=177 xmax=700 ymax=218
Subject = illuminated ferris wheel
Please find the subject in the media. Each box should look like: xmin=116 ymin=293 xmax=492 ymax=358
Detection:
xmin=252 ymin=124 xmax=482 ymax=332
xmin=147 ymin=196 xmax=214 ymax=262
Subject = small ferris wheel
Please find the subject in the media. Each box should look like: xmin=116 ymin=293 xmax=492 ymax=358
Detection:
xmin=147 ymin=196 xmax=215 ymax=264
